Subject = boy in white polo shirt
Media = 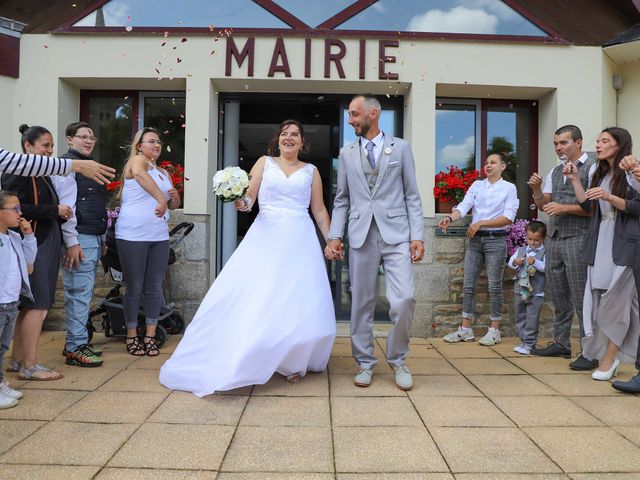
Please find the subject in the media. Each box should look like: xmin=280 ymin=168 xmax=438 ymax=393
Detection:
xmin=0 ymin=190 xmax=37 ymax=409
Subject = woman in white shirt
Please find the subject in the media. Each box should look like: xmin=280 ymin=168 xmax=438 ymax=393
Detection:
xmin=115 ymin=128 xmax=180 ymax=356
xmin=438 ymin=153 xmax=519 ymax=346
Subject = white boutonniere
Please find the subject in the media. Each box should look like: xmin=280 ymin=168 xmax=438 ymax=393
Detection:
xmin=384 ymin=147 xmax=393 ymax=156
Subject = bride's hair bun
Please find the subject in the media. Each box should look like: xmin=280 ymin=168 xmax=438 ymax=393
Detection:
xmin=18 ymin=124 xmax=30 ymax=135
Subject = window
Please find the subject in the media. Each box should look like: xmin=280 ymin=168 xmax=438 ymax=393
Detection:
xmin=436 ymin=97 xmax=538 ymax=219
xmin=74 ymin=0 xmax=291 ymax=28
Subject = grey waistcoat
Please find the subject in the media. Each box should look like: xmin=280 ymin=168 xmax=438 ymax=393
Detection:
xmin=359 ymin=144 xmax=381 ymax=190
xmin=547 ymin=158 xmax=595 ymax=239
xmin=516 ymin=246 xmax=546 ymax=295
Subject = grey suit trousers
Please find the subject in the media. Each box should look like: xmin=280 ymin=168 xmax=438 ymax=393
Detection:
xmin=349 ymin=221 xmax=415 ymax=370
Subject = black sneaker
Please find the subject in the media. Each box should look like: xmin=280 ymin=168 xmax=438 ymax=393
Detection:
xmin=62 ymin=343 xmax=103 ymax=357
xmin=530 ymin=342 xmax=571 ymax=358
xmin=569 ymin=355 xmax=599 ymax=371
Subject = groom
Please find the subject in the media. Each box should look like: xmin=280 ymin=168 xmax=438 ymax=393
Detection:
xmin=325 ymin=94 xmax=425 ymax=391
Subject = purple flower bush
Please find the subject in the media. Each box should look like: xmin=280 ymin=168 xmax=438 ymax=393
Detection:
xmin=506 ymin=219 xmax=530 ymax=256
xmin=106 ymin=207 xmax=120 ymax=229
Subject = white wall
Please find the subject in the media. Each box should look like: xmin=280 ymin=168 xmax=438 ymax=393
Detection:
xmin=618 ymin=61 xmax=640 ymax=143
xmin=14 ymin=34 xmax=614 ymax=215
xmin=0 ymin=76 xmax=17 ymax=149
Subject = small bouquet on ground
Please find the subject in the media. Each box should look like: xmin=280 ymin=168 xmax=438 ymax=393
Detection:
xmin=213 ymin=166 xmax=250 ymax=203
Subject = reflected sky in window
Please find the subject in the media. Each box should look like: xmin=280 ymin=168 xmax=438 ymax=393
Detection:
xmin=74 ymin=0 xmax=290 ymax=28
xmin=273 ymin=0 xmax=355 ymax=27
xmin=435 ymin=104 xmax=476 ymax=172
xmin=337 ymin=0 xmax=548 ymax=36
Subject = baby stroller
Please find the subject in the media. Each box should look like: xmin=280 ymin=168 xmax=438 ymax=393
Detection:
xmin=88 ymin=222 xmax=194 ymax=348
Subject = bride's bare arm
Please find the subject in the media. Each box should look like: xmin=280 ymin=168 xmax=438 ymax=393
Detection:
xmin=310 ymin=167 xmax=331 ymax=241
xmin=235 ymin=156 xmax=266 ymax=211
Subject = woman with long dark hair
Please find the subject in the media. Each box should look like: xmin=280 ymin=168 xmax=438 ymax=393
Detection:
xmin=565 ymin=127 xmax=640 ymax=381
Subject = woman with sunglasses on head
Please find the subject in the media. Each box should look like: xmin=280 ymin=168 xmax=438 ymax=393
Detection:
xmin=1 ymin=124 xmax=73 ymax=380
xmin=115 ymin=128 xmax=180 ymax=357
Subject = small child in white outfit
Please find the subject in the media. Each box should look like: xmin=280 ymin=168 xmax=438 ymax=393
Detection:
xmin=508 ymin=220 xmax=546 ymax=355
xmin=0 ymin=190 xmax=36 ymax=409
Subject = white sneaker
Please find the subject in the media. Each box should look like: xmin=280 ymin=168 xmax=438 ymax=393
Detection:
xmin=479 ymin=328 xmax=501 ymax=346
xmin=513 ymin=344 xmax=531 ymax=355
xmin=443 ymin=327 xmax=475 ymax=343
xmin=0 ymin=392 xmax=18 ymax=409
xmin=0 ymin=382 xmax=23 ymax=400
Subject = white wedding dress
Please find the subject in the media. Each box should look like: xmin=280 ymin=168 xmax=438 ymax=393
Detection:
xmin=159 ymin=156 xmax=336 ymax=396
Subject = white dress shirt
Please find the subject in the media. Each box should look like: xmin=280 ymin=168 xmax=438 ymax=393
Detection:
xmin=51 ymin=174 xmax=79 ymax=248
xmin=454 ymin=178 xmax=519 ymax=230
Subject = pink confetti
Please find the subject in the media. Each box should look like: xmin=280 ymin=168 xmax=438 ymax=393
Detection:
xmin=43 ymin=44 xmax=48 ymax=48
xmin=127 ymin=15 xmax=132 ymax=21
xmin=208 ymin=25 xmax=214 ymax=32
xmin=125 ymin=26 xmax=132 ymax=32
xmin=164 ymin=31 xmax=169 ymax=38
xmin=181 ymin=124 xmax=186 ymax=128
xmin=164 ymin=130 xmax=170 ymax=134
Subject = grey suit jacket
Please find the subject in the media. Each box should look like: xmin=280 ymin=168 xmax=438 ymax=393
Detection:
xmin=0 ymin=231 xmax=37 ymax=301
xmin=328 ymin=135 xmax=424 ymax=249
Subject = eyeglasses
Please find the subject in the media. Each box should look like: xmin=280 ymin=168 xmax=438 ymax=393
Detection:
xmin=141 ymin=140 xmax=163 ymax=146
xmin=0 ymin=206 xmax=21 ymax=213
xmin=74 ymin=135 xmax=98 ymax=143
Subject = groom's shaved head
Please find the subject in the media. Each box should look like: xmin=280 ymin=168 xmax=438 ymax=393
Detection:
xmin=352 ymin=94 xmax=381 ymax=112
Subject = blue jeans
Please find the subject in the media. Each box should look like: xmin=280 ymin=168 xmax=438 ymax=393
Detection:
xmin=63 ymin=234 xmax=101 ymax=352
xmin=462 ymin=236 xmax=507 ymax=322
xmin=0 ymin=302 xmax=19 ymax=382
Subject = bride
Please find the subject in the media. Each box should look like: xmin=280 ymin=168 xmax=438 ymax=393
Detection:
xmin=159 ymin=119 xmax=336 ymax=396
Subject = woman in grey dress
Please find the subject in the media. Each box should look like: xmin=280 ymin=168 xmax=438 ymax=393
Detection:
xmin=565 ymin=127 xmax=640 ymax=381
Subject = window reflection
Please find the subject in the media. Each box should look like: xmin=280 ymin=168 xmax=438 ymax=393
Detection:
xmin=337 ymin=0 xmax=548 ymax=36
xmin=74 ymin=0 xmax=291 ymax=28
xmin=435 ymin=103 xmax=477 ymax=172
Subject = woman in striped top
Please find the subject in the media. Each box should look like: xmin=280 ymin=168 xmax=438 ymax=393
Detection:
xmin=0 ymin=147 xmax=114 ymax=183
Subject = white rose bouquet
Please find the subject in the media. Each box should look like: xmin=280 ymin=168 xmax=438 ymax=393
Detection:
xmin=212 ymin=166 xmax=250 ymax=202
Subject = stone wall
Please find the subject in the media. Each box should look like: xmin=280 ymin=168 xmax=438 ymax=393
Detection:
xmin=46 ymin=209 xmax=210 ymax=331
xmin=411 ymin=215 xmax=578 ymax=340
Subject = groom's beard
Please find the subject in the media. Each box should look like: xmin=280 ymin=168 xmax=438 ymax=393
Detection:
xmin=355 ymin=121 xmax=371 ymax=137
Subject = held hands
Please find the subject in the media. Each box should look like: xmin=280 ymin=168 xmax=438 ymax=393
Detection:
xmin=324 ymin=239 xmax=343 ymax=261
xmin=63 ymin=244 xmax=84 ymax=271
xmin=18 ymin=217 xmax=33 ymax=235
xmin=58 ymin=204 xmax=73 ymax=220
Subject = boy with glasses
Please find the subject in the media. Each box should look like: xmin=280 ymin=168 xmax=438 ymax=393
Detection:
xmin=0 ymin=191 xmax=36 ymax=408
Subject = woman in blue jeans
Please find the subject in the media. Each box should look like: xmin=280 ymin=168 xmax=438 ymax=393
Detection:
xmin=115 ymin=127 xmax=180 ymax=356
xmin=438 ymin=153 xmax=520 ymax=346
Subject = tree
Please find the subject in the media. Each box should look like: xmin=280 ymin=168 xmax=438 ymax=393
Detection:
xmin=487 ymin=136 xmax=516 ymax=183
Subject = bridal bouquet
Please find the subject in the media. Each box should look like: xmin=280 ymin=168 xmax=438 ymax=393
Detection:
xmin=213 ymin=166 xmax=250 ymax=202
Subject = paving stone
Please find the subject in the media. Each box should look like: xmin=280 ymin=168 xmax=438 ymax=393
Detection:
xmin=534 ymin=374 xmax=626 ymax=396
xmin=331 ymin=397 xmax=422 ymax=426
xmin=337 ymin=475 xmax=454 ymax=480
xmin=431 ymin=340 xmax=501 ymax=359
xmin=492 ymin=396 xmax=602 ymax=427
xmin=252 ymin=371 xmax=329 ymax=396
xmin=406 ymin=344 xmax=444 ymax=358
xmin=0 ymin=420 xmax=45 ymax=455
xmin=328 ymin=357 xmax=364 ymax=374
xmin=408 ymin=375 xmax=483 ymax=397
xmin=329 ymin=374 xmax=406 ymax=397
xmin=241 ymin=396 xmax=329 ymax=426
xmin=455 ymin=475 xmax=568 ymax=480
xmin=334 ymin=426 xmax=447 ymax=472
xmin=331 ymin=342 xmax=354 ymax=357
xmin=98 ymin=369 xmax=170 ymax=393
xmin=467 ymin=375 xmax=558 ymax=396
xmin=509 ymin=356 xmax=585 ymax=375
xmin=524 ymin=426 xmax=640 ymax=472
xmin=449 ymin=358 xmax=526 ymax=375
xmin=109 ymin=424 xmax=234 ymax=470
xmin=219 ymin=474 xmax=333 ymax=480
xmin=96 ymin=468 xmax=218 ymax=479
xmin=0 ymin=421 xmax=137 ymax=465
xmin=613 ymin=426 xmax=640 ymax=447
xmin=570 ymin=396 xmax=640 ymax=426
xmin=405 ymin=357 xmax=458 ymax=375
xmin=0 ymin=465 xmax=100 ymax=480
xmin=412 ymin=396 xmax=514 ymax=427
xmin=0 ymin=390 xmax=86 ymax=420
xmin=127 ymin=353 xmax=172 ymax=369
xmin=221 ymin=426 xmax=333 ymax=473
xmin=57 ymin=391 xmax=168 ymax=423
xmin=569 ymin=475 xmax=640 ymax=480
xmin=431 ymin=427 xmax=561 ymax=473
xmin=20 ymin=366 xmax=121 ymax=391
xmin=148 ymin=391 xmax=247 ymax=425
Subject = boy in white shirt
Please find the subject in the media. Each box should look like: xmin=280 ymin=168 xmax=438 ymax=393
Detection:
xmin=508 ymin=220 xmax=546 ymax=355
xmin=438 ymin=153 xmax=519 ymax=346
xmin=0 ymin=190 xmax=37 ymax=408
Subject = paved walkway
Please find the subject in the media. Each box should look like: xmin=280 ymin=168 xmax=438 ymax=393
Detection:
xmin=2 ymin=332 xmax=640 ymax=479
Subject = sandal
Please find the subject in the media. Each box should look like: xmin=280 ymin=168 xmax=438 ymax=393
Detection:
xmin=18 ymin=364 xmax=63 ymax=381
xmin=6 ymin=359 xmax=21 ymax=373
xmin=286 ymin=373 xmax=302 ymax=383
xmin=126 ymin=336 xmax=145 ymax=356
xmin=143 ymin=336 xmax=159 ymax=357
